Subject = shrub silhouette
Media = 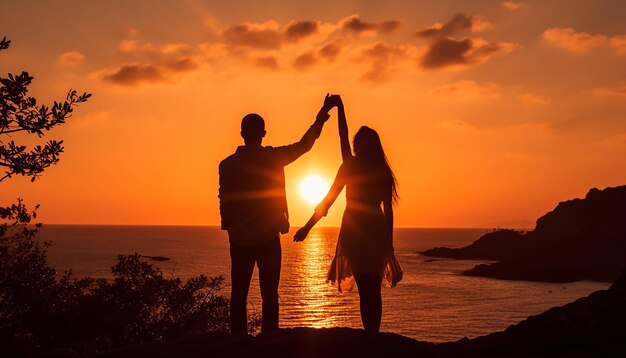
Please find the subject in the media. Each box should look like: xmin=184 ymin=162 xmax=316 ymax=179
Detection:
xmin=0 ymin=205 xmax=237 ymax=356
xmin=0 ymin=37 xmax=256 ymax=357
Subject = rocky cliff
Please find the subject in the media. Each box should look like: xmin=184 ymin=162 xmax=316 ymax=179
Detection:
xmin=422 ymin=186 xmax=626 ymax=282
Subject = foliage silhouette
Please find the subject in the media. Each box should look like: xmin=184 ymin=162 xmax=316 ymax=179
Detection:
xmin=0 ymin=200 xmax=241 ymax=355
xmin=0 ymin=36 xmax=91 ymax=182
xmin=0 ymin=225 xmax=234 ymax=356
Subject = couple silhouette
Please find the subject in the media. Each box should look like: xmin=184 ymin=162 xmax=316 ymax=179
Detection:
xmin=218 ymin=94 xmax=403 ymax=335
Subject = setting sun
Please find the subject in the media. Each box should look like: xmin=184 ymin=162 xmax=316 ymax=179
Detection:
xmin=299 ymin=175 xmax=330 ymax=204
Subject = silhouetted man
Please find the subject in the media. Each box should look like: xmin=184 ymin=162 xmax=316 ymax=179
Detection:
xmin=219 ymin=95 xmax=332 ymax=334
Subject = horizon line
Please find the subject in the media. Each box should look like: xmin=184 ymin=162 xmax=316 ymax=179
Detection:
xmin=39 ymin=223 xmax=534 ymax=230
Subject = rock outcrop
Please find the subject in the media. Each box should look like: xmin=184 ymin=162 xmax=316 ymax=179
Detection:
xmin=444 ymin=268 xmax=626 ymax=357
xmin=422 ymin=186 xmax=626 ymax=282
xmin=421 ymin=229 xmax=526 ymax=261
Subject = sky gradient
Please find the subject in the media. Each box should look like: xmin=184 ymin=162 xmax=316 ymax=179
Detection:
xmin=1 ymin=0 xmax=625 ymax=228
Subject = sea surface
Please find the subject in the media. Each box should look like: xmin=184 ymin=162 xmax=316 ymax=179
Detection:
xmin=40 ymin=225 xmax=609 ymax=342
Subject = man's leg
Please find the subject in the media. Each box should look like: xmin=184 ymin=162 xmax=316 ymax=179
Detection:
xmin=256 ymin=235 xmax=282 ymax=333
xmin=230 ymin=243 xmax=256 ymax=334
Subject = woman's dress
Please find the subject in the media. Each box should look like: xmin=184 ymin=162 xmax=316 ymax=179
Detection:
xmin=317 ymin=159 xmax=403 ymax=292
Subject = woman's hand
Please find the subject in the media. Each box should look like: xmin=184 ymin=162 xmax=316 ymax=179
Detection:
xmin=293 ymin=226 xmax=311 ymax=242
xmin=329 ymin=94 xmax=342 ymax=108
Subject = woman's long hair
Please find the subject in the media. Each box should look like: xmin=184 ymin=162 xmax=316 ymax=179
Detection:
xmin=353 ymin=126 xmax=399 ymax=204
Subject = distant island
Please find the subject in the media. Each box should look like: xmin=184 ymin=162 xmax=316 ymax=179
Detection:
xmin=422 ymin=185 xmax=626 ymax=283
xmin=95 ymin=268 xmax=626 ymax=357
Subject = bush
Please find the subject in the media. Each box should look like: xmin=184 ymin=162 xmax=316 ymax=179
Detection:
xmin=0 ymin=202 xmax=257 ymax=357
xmin=82 ymin=254 xmax=231 ymax=350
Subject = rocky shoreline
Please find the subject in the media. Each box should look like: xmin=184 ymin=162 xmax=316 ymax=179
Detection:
xmin=422 ymin=186 xmax=626 ymax=283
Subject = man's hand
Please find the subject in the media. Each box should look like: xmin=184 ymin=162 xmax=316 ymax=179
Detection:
xmin=293 ymin=226 xmax=311 ymax=242
xmin=317 ymin=93 xmax=341 ymax=123
xmin=317 ymin=93 xmax=332 ymax=123
xmin=322 ymin=93 xmax=333 ymax=111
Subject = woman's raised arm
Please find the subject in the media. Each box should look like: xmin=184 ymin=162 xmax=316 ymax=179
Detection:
xmin=334 ymin=96 xmax=352 ymax=163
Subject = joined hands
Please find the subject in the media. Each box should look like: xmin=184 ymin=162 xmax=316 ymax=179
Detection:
xmin=322 ymin=93 xmax=343 ymax=111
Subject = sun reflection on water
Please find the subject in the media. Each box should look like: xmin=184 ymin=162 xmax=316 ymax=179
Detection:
xmin=281 ymin=228 xmax=361 ymax=328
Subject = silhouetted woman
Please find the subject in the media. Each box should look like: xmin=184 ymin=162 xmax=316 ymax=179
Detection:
xmin=294 ymin=95 xmax=403 ymax=332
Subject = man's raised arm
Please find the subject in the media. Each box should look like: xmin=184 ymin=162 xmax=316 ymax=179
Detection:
xmin=273 ymin=94 xmax=333 ymax=165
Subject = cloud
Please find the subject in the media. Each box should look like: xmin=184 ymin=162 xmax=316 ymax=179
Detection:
xmin=166 ymin=56 xmax=199 ymax=72
xmin=221 ymin=20 xmax=320 ymax=49
xmin=595 ymin=83 xmax=626 ymax=99
xmin=118 ymin=41 xmax=194 ymax=62
xmin=420 ymin=38 xmax=471 ymax=68
xmin=501 ymin=1 xmax=526 ymax=11
xmin=415 ymin=13 xmax=513 ymax=70
xmin=518 ymin=93 xmax=550 ymax=105
xmin=198 ymin=42 xmax=282 ymax=72
xmin=339 ymin=14 xmax=400 ymax=35
xmin=219 ymin=15 xmax=399 ymax=50
xmin=359 ymin=42 xmax=408 ymax=83
xmin=221 ymin=21 xmax=283 ymax=49
xmin=603 ymin=132 xmax=626 ymax=146
xmin=431 ymin=81 xmax=555 ymax=130
xmin=431 ymin=80 xmax=502 ymax=101
xmin=284 ymin=20 xmax=318 ymax=42
xmin=610 ymin=35 xmax=626 ymax=56
xmin=98 ymin=57 xmax=199 ymax=86
xmin=94 ymin=16 xmax=405 ymax=85
xmin=542 ymin=28 xmax=626 ymax=56
xmin=318 ymin=40 xmax=343 ymax=60
xmin=94 ymin=38 xmax=205 ymax=86
xmin=74 ymin=110 xmax=111 ymax=128
xmin=58 ymin=51 xmax=85 ymax=66
xmin=254 ymin=56 xmax=279 ymax=70
xmin=98 ymin=64 xmax=165 ymax=86
xmin=416 ymin=13 xmax=492 ymax=38
xmin=100 ymin=14 xmax=521 ymax=83
xmin=293 ymin=51 xmax=317 ymax=71
xmin=419 ymin=37 xmax=515 ymax=69
xmin=119 ymin=40 xmax=138 ymax=53
xmin=290 ymin=40 xmax=344 ymax=71
xmin=432 ymin=80 xmax=551 ymax=105
xmin=542 ymin=27 xmax=608 ymax=53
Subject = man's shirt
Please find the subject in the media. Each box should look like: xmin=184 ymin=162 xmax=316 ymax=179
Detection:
xmin=219 ymin=118 xmax=326 ymax=246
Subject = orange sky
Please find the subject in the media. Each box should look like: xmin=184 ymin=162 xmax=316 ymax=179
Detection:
xmin=1 ymin=0 xmax=626 ymax=228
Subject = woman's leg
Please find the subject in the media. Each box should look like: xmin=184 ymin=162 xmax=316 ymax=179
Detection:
xmin=355 ymin=273 xmax=382 ymax=332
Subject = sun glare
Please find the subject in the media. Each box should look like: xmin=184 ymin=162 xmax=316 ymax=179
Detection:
xmin=299 ymin=175 xmax=330 ymax=204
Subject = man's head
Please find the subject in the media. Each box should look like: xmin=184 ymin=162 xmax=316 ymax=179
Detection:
xmin=241 ymin=113 xmax=266 ymax=145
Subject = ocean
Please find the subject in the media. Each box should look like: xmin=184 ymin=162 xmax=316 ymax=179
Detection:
xmin=40 ymin=225 xmax=609 ymax=342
